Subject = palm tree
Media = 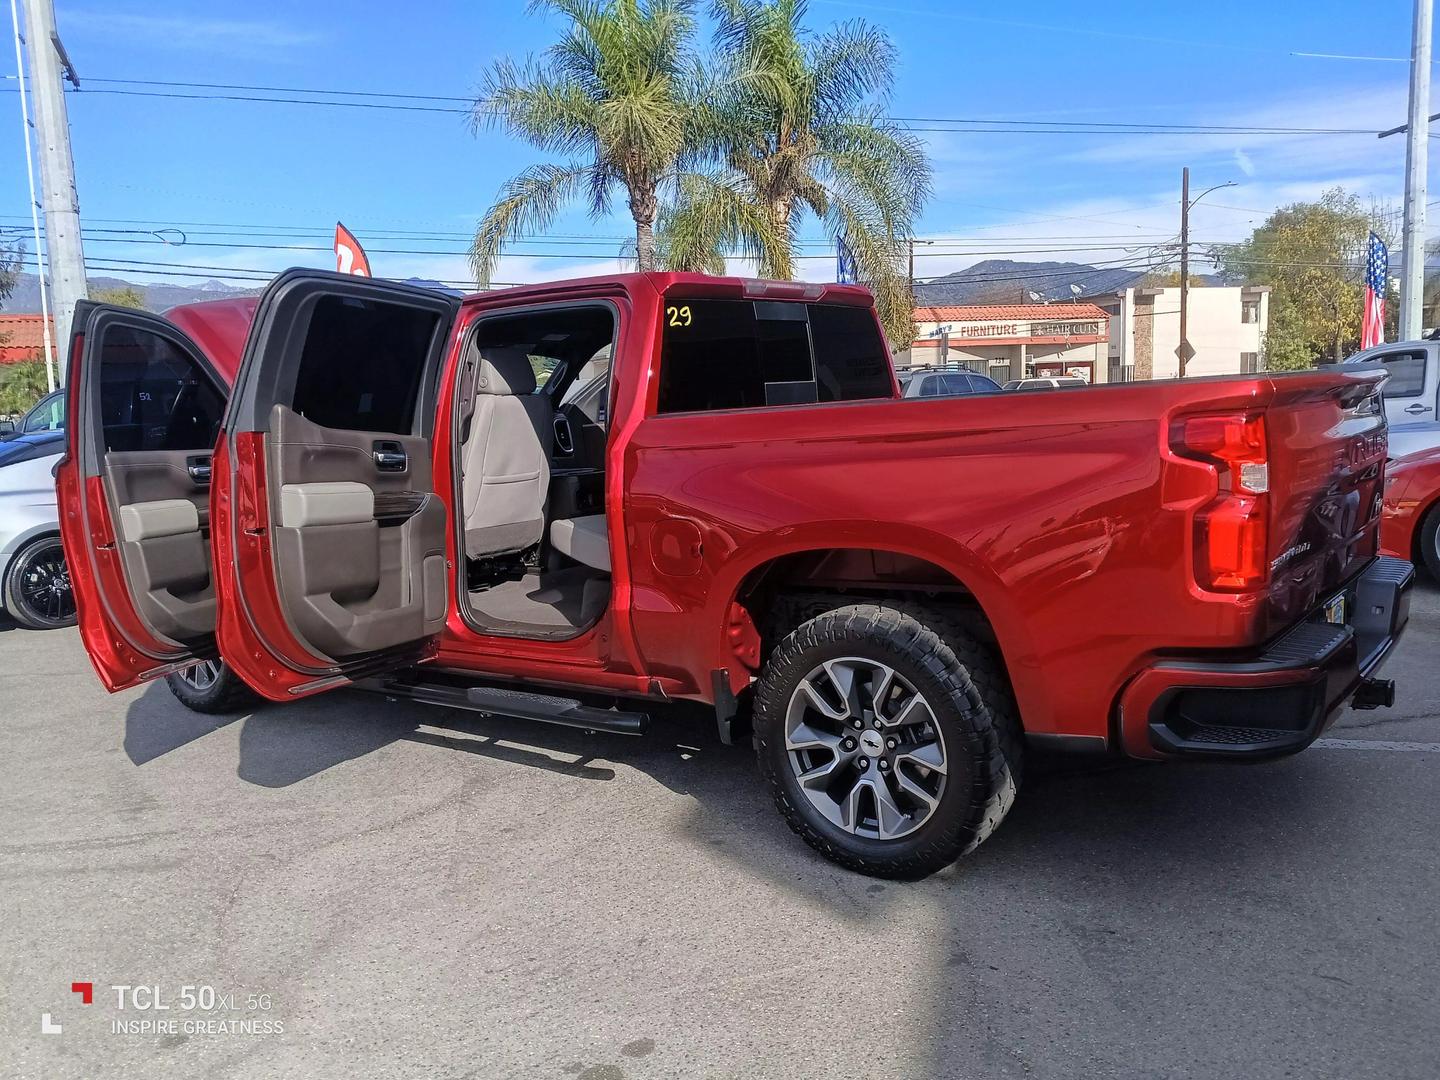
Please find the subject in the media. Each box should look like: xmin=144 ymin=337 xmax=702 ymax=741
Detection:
xmin=470 ymin=0 xmax=704 ymax=284
xmin=660 ymin=0 xmax=930 ymax=347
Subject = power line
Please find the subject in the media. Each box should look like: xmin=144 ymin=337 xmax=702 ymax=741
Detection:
xmin=0 ymin=75 xmax=1394 ymax=135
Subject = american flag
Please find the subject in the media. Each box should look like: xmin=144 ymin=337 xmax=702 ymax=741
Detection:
xmin=1361 ymin=231 xmax=1388 ymax=349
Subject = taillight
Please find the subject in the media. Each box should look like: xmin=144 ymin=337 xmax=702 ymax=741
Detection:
xmin=1172 ymin=412 xmax=1269 ymax=591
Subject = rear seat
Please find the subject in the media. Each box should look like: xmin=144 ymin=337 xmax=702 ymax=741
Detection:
xmin=550 ymin=515 xmax=610 ymax=572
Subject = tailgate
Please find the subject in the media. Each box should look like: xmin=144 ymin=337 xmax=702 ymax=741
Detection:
xmin=1262 ymin=367 xmax=1388 ymax=636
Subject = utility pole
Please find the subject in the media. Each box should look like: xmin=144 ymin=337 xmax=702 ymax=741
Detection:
xmin=21 ymin=0 xmax=86 ymax=380
xmin=1179 ymin=168 xmax=1191 ymax=378
xmin=1176 ymin=168 xmax=1235 ymax=377
xmin=1400 ymin=0 xmax=1432 ymax=340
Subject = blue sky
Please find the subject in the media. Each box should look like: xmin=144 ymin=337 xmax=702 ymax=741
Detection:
xmin=2 ymin=0 xmax=1435 ymax=293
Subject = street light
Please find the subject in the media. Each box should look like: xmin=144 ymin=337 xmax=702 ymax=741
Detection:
xmin=909 ymin=238 xmax=934 ymax=305
xmin=1178 ymin=169 xmax=1236 ymax=377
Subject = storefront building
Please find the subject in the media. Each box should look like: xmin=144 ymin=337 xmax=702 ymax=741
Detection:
xmin=1086 ymin=285 xmax=1270 ymax=381
xmin=903 ymin=304 xmax=1112 ymax=384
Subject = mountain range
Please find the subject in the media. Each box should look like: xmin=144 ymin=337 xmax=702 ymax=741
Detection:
xmin=914 ymin=260 xmax=1219 ymax=306
xmin=0 ymin=272 xmax=462 ymax=315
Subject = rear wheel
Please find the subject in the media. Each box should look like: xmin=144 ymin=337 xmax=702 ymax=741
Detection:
xmin=165 ymin=660 xmax=261 ymax=714
xmin=753 ymin=603 xmax=1023 ymax=879
xmin=2 ymin=535 xmax=75 ymax=630
xmin=1418 ymin=503 xmax=1440 ymax=581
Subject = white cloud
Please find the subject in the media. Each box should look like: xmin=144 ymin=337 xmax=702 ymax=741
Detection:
xmin=63 ymin=11 xmax=322 ymax=54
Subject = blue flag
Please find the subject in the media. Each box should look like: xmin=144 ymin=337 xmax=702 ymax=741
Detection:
xmin=836 ymin=234 xmax=857 ymax=284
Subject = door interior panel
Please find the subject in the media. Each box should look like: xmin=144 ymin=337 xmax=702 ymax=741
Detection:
xmin=103 ymin=449 xmax=216 ymax=644
xmin=267 ymin=405 xmax=446 ymax=659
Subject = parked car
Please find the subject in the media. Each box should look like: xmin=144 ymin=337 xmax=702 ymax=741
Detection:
xmin=0 ymin=428 xmax=66 ymax=469
xmin=897 ymin=367 xmax=1002 ymax=397
xmin=1343 ymin=340 xmax=1440 ymax=458
xmin=1381 ymin=444 xmax=1440 ymax=578
xmin=0 ymin=388 xmax=65 ymax=440
xmin=57 ymin=271 xmax=1410 ymax=879
xmin=0 ymin=445 xmax=72 ymax=629
xmin=1002 ymin=376 xmax=1088 ymax=391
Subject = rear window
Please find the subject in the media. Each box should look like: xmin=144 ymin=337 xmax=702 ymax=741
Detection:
xmin=656 ymin=299 xmax=892 ymax=414
xmin=291 ymin=295 xmax=441 ymax=435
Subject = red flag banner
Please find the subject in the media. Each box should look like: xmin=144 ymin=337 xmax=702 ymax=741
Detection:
xmin=334 ymin=222 xmax=371 ymax=277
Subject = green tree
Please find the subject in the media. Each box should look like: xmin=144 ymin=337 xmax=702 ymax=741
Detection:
xmin=92 ymin=284 xmax=146 ymax=309
xmin=470 ymin=0 xmax=705 ymax=283
xmin=1218 ymin=188 xmax=1380 ymax=364
xmin=659 ymin=0 xmax=929 ymax=348
xmin=0 ymin=358 xmax=49 ymax=417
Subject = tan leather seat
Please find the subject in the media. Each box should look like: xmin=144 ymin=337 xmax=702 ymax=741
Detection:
xmin=550 ymin=514 xmax=610 ymax=572
xmin=461 ymin=346 xmax=553 ymax=559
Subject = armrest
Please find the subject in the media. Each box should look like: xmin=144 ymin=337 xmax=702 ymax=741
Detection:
xmin=279 ymin=482 xmax=375 ymax=528
xmin=118 ymin=499 xmax=200 ymax=542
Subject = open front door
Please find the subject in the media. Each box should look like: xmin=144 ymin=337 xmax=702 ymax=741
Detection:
xmin=213 ymin=271 xmax=457 ymax=700
xmin=57 ymin=301 xmax=229 ymax=691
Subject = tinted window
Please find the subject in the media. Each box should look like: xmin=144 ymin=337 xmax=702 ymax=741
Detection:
xmin=98 ymin=325 xmax=225 ymax=452
xmin=918 ymin=375 xmax=940 ymax=397
xmin=291 ymin=295 xmax=441 ymax=435
xmin=657 ymin=299 xmax=892 ymax=414
xmin=807 ymin=304 xmax=893 ymax=403
xmin=1378 ymin=352 xmax=1425 ymax=398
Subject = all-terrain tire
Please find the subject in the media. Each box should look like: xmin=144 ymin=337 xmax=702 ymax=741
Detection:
xmin=165 ymin=660 xmax=261 ymax=714
xmin=754 ymin=603 xmax=1023 ymax=879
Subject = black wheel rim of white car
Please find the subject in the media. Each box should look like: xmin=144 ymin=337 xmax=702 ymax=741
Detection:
xmin=15 ymin=540 xmax=73 ymax=624
xmin=180 ymin=660 xmax=221 ymax=691
xmin=784 ymin=657 xmax=948 ymax=840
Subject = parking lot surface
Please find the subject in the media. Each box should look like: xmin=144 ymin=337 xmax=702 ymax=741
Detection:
xmin=3 ymin=586 xmax=1438 ymax=1080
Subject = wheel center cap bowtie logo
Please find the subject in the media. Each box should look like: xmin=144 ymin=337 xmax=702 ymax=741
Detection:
xmin=859 ymin=730 xmax=886 ymax=756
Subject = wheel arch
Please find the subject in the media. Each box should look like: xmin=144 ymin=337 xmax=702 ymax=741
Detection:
xmin=709 ymin=527 xmax=1037 ymax=720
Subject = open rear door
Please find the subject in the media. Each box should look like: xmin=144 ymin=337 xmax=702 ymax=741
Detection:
xmin=212 ymin=271 xmax=457 ymax=700
xmin=57 ymin=301 xmax=229 ymax=691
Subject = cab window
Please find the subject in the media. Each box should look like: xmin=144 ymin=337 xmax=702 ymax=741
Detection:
xmin=657 ymin=299 xmax=892 ymax=414
xmin=1375 ymin=351 xmax=1426 ymax=399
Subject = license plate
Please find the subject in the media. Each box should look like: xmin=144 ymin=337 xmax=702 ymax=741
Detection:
xmin=1324 ymin=594 xmax=1348 ymax=625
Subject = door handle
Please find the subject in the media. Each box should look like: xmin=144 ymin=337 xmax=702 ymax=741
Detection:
xmin=186 ymin=456 xmax=212 ymax=485
xmin=1403 ymin=403 xmax=1432 ymax=415
xmin=372 ymin=440 xmax=408 ymax=472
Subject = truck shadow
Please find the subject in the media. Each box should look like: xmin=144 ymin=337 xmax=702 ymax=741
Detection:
xmin=120 ymin=678 xmax=1420 ymax=1076
xmin=121 ymin=678 xmax=740 ymax=791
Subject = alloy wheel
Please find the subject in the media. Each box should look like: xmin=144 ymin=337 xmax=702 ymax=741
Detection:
xmin=784 ymin=657 xmax=948 ymax=841
xmin=180 ymin=659 xmax=221 ymax=692
xmin=15 ymin=540 xmax=74 ymax=624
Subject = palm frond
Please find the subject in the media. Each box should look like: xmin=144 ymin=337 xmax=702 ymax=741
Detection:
xmin=471 ymin=163 xmax=591 ymax=287
xmin=659 ymin=171 xmax=789 ymax=275
xmin=809 ymin=19 xmax=896 ymax=118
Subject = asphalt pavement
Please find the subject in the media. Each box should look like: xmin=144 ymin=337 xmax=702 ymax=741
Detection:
xmin=2 ymin=585 xmax=1438 ymax=1080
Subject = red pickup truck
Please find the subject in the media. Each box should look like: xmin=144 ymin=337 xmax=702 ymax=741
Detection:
xmin=57 ymin=270 xmax=1412 ymax=878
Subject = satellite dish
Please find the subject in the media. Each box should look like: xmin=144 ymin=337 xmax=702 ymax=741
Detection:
xmin=1069 ymin=283 xmax=1082 ymax=298
xmin=1027 ymin=290 xmax=1042 ymax=302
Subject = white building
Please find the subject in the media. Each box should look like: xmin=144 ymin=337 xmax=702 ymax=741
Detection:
xmin=1088 ymin=285 xmax=1270 ymax=381
xmin=904 ymin=304 xmax=1112 ymax=384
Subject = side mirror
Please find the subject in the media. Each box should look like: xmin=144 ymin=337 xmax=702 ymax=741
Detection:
xmin=0 ymin=419 xmax=15 ymax=435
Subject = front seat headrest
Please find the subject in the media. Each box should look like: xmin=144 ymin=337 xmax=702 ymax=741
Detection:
xmin=477 ymin=346 xmax=537 ymax=396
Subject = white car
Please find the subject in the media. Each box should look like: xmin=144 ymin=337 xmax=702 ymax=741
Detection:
xmin=1002 ymin=376 xmax=1089 ymax=391
xmin=0 ymin=448 xmax=72 ymax=629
